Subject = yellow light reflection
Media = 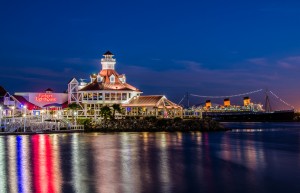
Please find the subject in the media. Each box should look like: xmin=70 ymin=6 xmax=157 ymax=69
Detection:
xmin=93 ymin=134 xmax=122 ymax=193
xmin=71 ymin=134 xmax=89 ymax=193
xmin=120 ymin=134 xmax=141 ymax=193
xmin=158 ymin=133 xmax=171 ymax=193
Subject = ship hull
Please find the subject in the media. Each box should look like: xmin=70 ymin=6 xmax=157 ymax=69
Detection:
xmin=203 ymin=110 xmax=295 ymax=122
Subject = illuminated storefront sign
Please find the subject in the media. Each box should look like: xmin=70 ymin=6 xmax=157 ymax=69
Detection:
xmin=35 ymin=94 xmax=57 ymax=102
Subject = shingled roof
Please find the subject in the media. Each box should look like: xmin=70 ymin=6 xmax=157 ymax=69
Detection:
xmin=80 ymin=79 xmax=140 ymax=91
xmin=122 ymin=95 xmax=182 ymax=109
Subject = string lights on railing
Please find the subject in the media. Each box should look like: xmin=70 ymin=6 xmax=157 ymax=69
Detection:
xmin=178 ymin=95 xmax=185 ymax=105
xmin=269 ymin=91 xmax=295 ymax=109
xmin=190 ymin=89 xmax=263 ymax=99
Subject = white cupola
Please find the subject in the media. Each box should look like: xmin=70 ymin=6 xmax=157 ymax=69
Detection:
xmin=101 ymin=51 xmax=116 ymax=70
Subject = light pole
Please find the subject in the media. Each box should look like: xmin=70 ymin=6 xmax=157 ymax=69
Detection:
xmin=0 ymin=106 xmax=2 ymax=131
xmin=74 ymin=111 xmax=77 ymax=126
xmin=23 ymin=113 xmax=26 ymax=132
xmin=41 ymin=110 xmax=45 ymax=122
xmin=11 ymin=106 xmax=15 ymax=123
xmin=23 ymin=105 xmax=27 ymax=119
xmin=57 ymin=111 xmax=61 ymax=130
xmin=54 ymin=114 xmax=57 ymax=130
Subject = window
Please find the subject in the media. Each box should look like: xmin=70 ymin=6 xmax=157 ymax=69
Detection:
xmin=129 ymin=93 xmax=131 ymax=98
xmin=98 ymin=93 xmax=103 ymax=100
xmin=122 ymin=93 xmax=127 ymax=100
xmin=97 ymin=76 xmax=102 ymax=82
xmin=88 ymin=93 xmax=93 ymax=100
xmin=105 ymin=93 xmax=110 ymax=100
xmin=117 ymin=93 xmax=121 ymax=100
xmin=93 ymin=93 xmax=97 ymax=100
xmin=110 ymin=75 xmax=115 ymax=83
xmin=111 ymin=93 xmax=116 ymax=100
xmin=83 ymin=93 xmax=87 ymax=100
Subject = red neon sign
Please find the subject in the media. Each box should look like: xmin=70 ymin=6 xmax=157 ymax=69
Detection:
xmin=35 ymin=93 xmax=57 ymax=102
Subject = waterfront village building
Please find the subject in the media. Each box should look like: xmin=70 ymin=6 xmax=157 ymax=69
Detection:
xmin=0 ymin=51 xmax=182 ymax=118
xmin=2 ymin=88 xmax=68 ymax=117
xmin=68 ymin=51 xmax=183 ymax=118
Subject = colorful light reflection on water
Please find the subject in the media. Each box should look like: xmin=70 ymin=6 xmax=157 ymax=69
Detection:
xmin=0 ymin=123 xmax=300 ymax=193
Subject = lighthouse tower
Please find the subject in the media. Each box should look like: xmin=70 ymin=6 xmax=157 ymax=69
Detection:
xmin=101 ymin=51 xmax=116 ymax=70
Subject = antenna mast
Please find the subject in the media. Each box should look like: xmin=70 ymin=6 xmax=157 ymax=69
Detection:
xmin=264 ymin=89 xmax=272 ymax=112
xmin=186 ymin=92 xmax=190 ymax=108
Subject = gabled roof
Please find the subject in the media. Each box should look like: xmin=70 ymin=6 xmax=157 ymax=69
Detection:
xmin=82 ymin=69 xmax=141 ymax=92
xmin=68 ymin=77 xmax=79 ymax=84
xmin=12 ymin=95 xmax=41 ymax=110
xmin=99 ymin=69 xmax=121 ymax=84
xmin=79 ymin=81 xmax=104 ymax=91
xmin=45 ymin=88 xmax=53 ymax=92
xmin=103 ymin=51 xmax=114 ymax=56
xmin=0 ymin=86 xmax=7 ymax=97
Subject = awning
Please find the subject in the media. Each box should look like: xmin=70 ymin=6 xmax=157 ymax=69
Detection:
xmin=43 ymin=103 xmax=63 ymax=108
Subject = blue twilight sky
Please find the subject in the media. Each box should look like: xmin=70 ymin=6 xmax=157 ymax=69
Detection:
xmin=0 ymin=0 xmax=300 ymax=109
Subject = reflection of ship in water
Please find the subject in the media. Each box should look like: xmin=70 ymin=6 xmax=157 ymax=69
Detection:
xmin=181 ymin=89 xmax=295 ymax=121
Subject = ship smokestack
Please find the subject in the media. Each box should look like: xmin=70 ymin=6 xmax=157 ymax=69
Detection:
xmin=224 ymin=98 xmax=230 ymax=107
xmin=205 ymin=100 xmax=211 ymax=108
xmin=243 ymin=96 xmax=251 ymax=106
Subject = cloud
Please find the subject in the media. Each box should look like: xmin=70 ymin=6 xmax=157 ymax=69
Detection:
xmin=277 ymin=56 xmax=300 ymax=70
xmin=174 ymin=60 xmax=202 ymax=70
xmin=125 ymin=60 xmax=278 ymax=90
xmin=63 ymin=58 xmax=99 ymax=66
xmin=247 ymin=58 xmax=269 ymax=66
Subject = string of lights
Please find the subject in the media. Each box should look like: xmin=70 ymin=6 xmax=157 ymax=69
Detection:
xmin=269 ymin=91 xmax=294 ymax=109
xmin=190 ymin=89 xmax=263 ymax=99
xmin=178 ymin=95 xmax=185 ymax=105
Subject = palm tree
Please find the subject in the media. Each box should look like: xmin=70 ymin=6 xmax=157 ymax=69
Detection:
xmin=68 ymin=103 xmax=81 ymax=123
xmin=100 ymin=105 xmax=112 ymax=120
xmin=112 ymin=104 xmax=122 ymax=119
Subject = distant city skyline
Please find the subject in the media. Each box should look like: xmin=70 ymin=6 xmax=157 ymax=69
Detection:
xmin=1 ymin=0 xmax=300 ymax=110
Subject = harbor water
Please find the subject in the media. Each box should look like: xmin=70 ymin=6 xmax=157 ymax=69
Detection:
xmin=0 ymin=122 xmax=300 ymax=193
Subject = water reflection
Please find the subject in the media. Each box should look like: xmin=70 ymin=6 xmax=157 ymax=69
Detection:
xmin=71 ymin=134 xmax=90 ymax=193
xmin=8 ymin=136 xmax=18 ymax=193
xmin=219 ymin=133 xmax=266 ymax=170
xmin=92 ymin=134 xmax=122 ymax=193
xmin=157 ymin=133 xmax=171 ymax=193
xmin=0 ymin=125 xmax=300 ymax=193
xmin=0 ymin=137 xmax=7 ymax=192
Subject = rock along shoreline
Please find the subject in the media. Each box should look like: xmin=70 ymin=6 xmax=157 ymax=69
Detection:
xmin=82 ymin=117 xmax=229 ymax=132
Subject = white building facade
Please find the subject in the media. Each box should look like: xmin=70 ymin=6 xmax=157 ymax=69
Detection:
xmin=68 ymin=51 xmax=142 ymax=116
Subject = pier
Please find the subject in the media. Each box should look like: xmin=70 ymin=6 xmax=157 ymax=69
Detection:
xmin=0 ymin=115 xmax=84 ymax=134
